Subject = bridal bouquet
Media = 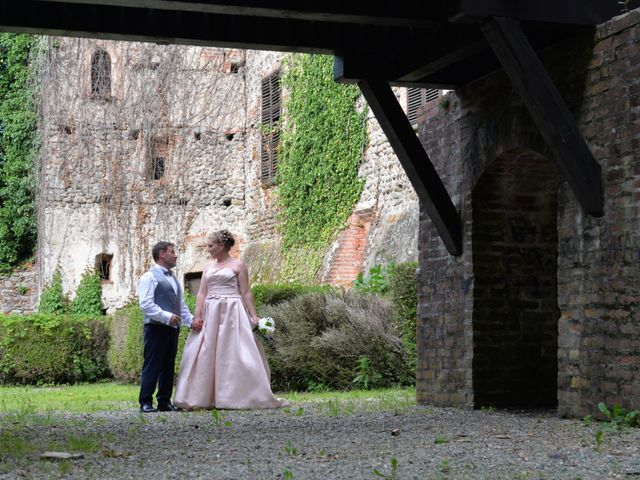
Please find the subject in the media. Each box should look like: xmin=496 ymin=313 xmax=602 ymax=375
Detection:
xmin=253 ymin=316 xmax=275 ymax=341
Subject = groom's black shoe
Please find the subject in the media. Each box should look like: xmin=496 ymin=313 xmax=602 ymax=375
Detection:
xmin=140 ymin=403 xmax=157 ymax=413
xmin=157 ymin=403 xmax=181 ymax=412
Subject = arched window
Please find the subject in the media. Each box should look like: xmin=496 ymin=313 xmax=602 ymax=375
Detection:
xmin=91 ymin=49 xmax=111 ymax=100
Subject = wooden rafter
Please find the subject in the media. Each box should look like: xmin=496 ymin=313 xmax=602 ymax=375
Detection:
xmin=353 ymin=75 xmax=462 ymax=256
xmin=482 ymin=17 xmax=603 ymax=216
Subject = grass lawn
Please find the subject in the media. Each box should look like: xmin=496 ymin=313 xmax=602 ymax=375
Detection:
xmin=0 ymin=382 xmax=416 ymax=415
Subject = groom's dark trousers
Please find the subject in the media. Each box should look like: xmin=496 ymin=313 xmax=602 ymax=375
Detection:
xmin=139 ymin=324 xmax=179 ymax=406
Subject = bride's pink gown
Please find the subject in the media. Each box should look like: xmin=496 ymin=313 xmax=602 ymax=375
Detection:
xmin=174 ymin=267 xmax=288 ymax=409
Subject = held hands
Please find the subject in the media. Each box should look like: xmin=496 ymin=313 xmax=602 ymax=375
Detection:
xmin=191 ymin=317 xmax=204 ymax=331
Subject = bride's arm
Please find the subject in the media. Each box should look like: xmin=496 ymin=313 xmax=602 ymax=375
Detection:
xmin=193 ymin=267 xmax=209 ymax=329
xmin=237 ymin=260 xmax=259 ymax=326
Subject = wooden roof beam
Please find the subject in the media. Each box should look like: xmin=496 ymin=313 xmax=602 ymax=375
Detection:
xmin=451 ymin=0 xmax=635 ymax=26
xmin=482 ymin=17 xmax=603 ymax=216
xmin=0 ymin=1 xmax=434 ymax=54
xmin=37 ymin=0 xmax=455 ymax=27
xmin=351 ymin=73 xmax=462 ymax=255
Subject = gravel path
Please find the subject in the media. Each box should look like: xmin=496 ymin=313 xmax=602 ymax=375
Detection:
xmin=1 ymin=404 xmax=639 ymax=479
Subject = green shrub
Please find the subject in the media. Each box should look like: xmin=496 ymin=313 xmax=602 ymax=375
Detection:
xmin=388 ymin=262 xmax=418 ymax=367
xmin=353 ymin=264 xmax=392 ymax=295
xmin=107 ymin=302 xmax=188 ymax=383
xmin=70 ymin=268 xmax=103 ymax=316
xmin=0 ymin=314 xmax=110 ymax=385
xmin=253 ymin=283 xmax=335 ymax=308
xmin=38 ymin=270 xmax=68 ymax=314
xmin=259 ymin=291 xmax=413 ymax=391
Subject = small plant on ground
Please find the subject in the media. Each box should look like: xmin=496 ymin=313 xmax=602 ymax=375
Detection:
xmin=594 ymin=430 xmax=605 ymax=450
xmin=283 ymin=439 xmax=298 ymax=456
xmin=281 ymin=468 xmax=294 ymax=479
xmin=66 ymin=434 xmax=103 ymax=452
xmin=211 ymin=408 xmax=232 ymax=428
xmin=352 ymin=355 xmax=382 ymax=390
xmin=373 ymin=457 xmax=398 ymax=479
xmin=283 ymin=406 xmax=304 ymax=416
xmin=598 ymin=402 xmax=639 ymax=429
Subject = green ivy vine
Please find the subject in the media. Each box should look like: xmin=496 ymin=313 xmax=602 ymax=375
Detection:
xmin=0 ymin=34 xmax=39 ymax=273
xmin=278 ymin=54 xmax=367 ymax=281
xmin=38 ymin=270 xmax=67 ymax=314
xmin=70 ymin=269 xmax=103 ymax=316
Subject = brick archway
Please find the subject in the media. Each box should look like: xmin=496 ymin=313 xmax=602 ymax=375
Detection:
xmin=471 ymin=150 xmax=560 ymax=408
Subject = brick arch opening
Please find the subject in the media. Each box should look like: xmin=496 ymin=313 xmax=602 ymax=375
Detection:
xmin=472 ymin=150 xmax=560 ymax=408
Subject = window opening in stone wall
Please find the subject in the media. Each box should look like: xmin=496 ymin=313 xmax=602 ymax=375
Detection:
xmin=152 ymin=157 xmax=165 ymax=180
xmin=260 ymin=69 xmax=281 ymax=185
xmin=90 ymin=49 xmax=112 ymax=100
xmin=184 ymin=272 xmax=202 ymax=295
xmin=95 ymin=253 xmax=113 ymax=281
xmin=148 ymin=135 xmax=171 ymax=181
xmin=406 ymin=87 xmax=439 ymax=124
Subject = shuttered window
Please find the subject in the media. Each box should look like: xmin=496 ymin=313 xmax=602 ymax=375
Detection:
xmin=260 ymin=70 xmax=281 ymax=185
xmin=406 ymin=87 xmax=439 ymax=124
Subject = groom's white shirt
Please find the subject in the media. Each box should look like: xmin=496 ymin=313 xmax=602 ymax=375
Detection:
xmin=138 ymin=265 xmax=194 ymax=327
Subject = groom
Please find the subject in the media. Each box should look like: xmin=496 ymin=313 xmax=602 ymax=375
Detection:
xmin=137 ymin=241 xmax=198 ymax=413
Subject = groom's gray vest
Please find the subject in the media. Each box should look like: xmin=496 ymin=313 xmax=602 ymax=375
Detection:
xmin=144 ymin=265 xmax=181 ymax=328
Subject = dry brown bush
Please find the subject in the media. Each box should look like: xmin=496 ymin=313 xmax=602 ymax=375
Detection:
xmin=259 ymin=291 xmax=413 ymax=391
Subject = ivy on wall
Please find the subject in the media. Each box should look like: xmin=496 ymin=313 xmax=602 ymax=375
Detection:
xmin=0 ymin=34 xmax=38 ymax=273
xmin=278 ymin=54 xmax=367 ymax=281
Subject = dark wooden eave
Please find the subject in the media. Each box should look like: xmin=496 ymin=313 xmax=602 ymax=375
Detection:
xmin=0 ymin=0 xmax=630 ymax=254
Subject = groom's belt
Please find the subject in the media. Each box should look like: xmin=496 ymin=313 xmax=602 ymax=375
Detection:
xmin=145 ymin=318 xmax=178 ymax=328
xmin=206 ymin=294 xmax=243 ymax=299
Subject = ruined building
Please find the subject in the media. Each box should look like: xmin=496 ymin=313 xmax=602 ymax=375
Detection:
xmin=25 ymin=38 xmax=422 ymax=312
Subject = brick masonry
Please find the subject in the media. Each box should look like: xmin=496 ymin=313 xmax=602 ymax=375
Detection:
xmin=416 ymin=9 xmax=640 ymax=416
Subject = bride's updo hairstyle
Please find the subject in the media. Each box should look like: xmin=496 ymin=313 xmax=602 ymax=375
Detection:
xmin=209 ymin=229 xmax=235 ymax=251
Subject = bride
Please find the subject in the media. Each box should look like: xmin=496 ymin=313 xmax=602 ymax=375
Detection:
xmin=174 ymin=230 xmax=288 ymax=409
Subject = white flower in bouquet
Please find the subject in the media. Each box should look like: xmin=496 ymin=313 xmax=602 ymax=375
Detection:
xmin=257 ymin=316 xmax=275 ymax=336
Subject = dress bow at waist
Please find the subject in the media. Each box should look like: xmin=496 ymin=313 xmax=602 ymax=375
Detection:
xmin=206 ymin=293 xmax=243 ymax=300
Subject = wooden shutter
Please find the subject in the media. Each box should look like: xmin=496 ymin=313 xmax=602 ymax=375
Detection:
xmin=407 ymin=87 xmax=439 ymax=124
xmin=260 ymin=70 xmax=281 ymax=184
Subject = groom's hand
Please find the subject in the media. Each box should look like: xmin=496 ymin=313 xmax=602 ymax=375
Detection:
xmin=191 ymin=318 xmax=203 ymax=331
xmin=169 ymin=314 xmax=181 ymax=326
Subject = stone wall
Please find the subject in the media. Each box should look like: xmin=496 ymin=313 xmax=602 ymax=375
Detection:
xmin=37 ymin=38 xmax=249 ymax=311
xmin=416 ymin=10 xmax=640 ymax=416
xmin=32 ymin=41 xmax=420 ymax=310
xmin=0 ymin=267 xmax=38 ymax=315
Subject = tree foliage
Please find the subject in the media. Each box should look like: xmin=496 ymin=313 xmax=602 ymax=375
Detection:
xmin=0 ymin=34 xmax=38 ymax=273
